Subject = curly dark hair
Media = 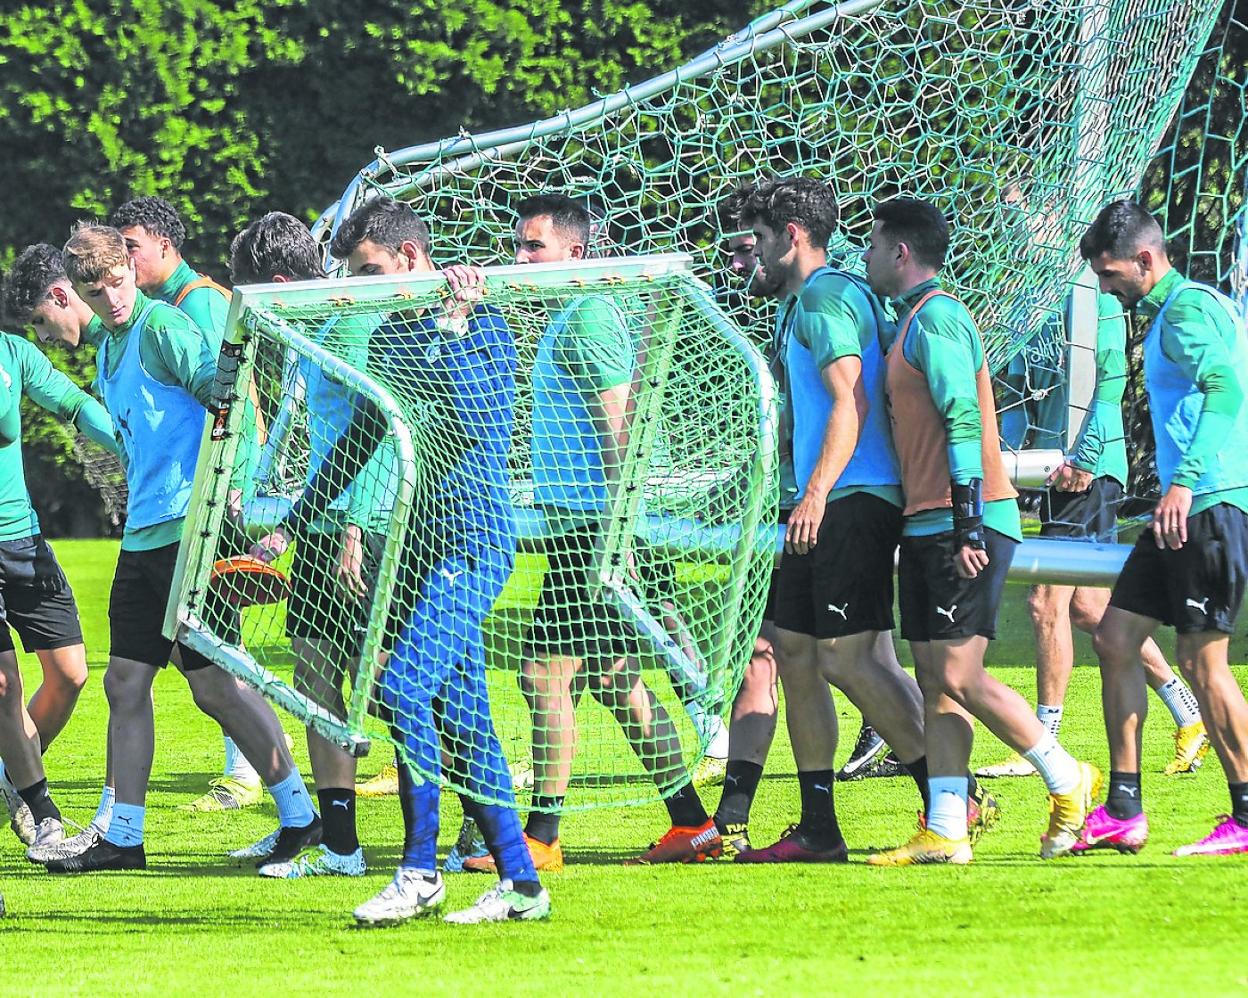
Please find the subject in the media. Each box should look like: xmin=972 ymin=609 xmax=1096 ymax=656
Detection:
xmin=109 ymin=196 xmax=186 ymax=248
xmin=739 ymin=176 xmax=839 ymax=249
xmin=3 ymin=243 xmax=66 ymax=325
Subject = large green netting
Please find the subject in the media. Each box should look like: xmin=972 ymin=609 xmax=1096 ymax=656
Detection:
xmin=170 ymin=0 xmax=1248 ymax=807
xmin=169 ymin=259 xmax=776 ymax=809
xmin=314 ymin=0 xmax=1246 ymax=535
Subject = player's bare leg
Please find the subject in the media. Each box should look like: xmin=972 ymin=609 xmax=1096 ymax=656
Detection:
xmin=24 ymin=645 xmax=87 ymax=748
xmin=874 ymin=637 xmax=1097 ymax=864
xmin=735 ymin=627 xmax=845 ymax=862
xmin=712 ymin=632 xmax=779 ymax=854
xmin=256 ymin=638 xmax=364 ymax=878
xmin=0 ymin=650 xmax=64 ymax=850
xmin=987 ymin=584 xmax=1204 ymax=778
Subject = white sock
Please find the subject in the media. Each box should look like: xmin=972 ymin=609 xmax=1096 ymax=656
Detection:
xmin=104 ymin=803 xmax=144 ymax=847
xmin=224 ymin=736 xmax=260 ymax=784
xmin=704 ymin=715 xmax=730 ymax=759
xmin=1023 ymin=731 xmax=1080 ymax=794
xmin=1036 ymin=704 xmax=1064 ymax=739
xmin=1154 ymin=677 xmax=1202 ymax=728
xmin=93 ymin=785 xmax=116 ymax=832
xmin=926 ymin=777 xmax=969 ymax=840
xmin=267 ymin=770 xmax=316 ymax=828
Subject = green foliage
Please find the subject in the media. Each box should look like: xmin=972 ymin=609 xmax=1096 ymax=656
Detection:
xmin=0 ymin=0 xmax=766 ymax=535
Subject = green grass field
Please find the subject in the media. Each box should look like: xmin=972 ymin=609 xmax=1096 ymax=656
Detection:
xmin=2 ymin=540 xmax=1247 ymax=995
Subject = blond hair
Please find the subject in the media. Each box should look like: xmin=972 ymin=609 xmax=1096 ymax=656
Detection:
xmin=62 ymin=223 xmax=129 ymax=285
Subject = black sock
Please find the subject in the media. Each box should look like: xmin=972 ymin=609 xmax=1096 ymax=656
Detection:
xmin=903 ymin=756 xmax=929 ymax=812
xmin=967 ymin=773 xmax=980 ymax=800
xmin=525 ymin=796 xmax=563 ymax=845
xmin=1230 ymin=782 xmax=1248 ymax=827
xmin=714 ymin=760 xmax=763 ymax=829
xmin=1105 ymin=771 xmax=1142 ymax=820
xmin=797 ymin=769 xmax=841 ymax=847
xmin=17 ymin=778 xmax=60 ymax=824
xmin=511 ymin=879 xmax=543 ymax=898
xmin=663 ymin=783 xmax=709 ymax=828
xmin=317 ymin=788 xmax=358 ymax=855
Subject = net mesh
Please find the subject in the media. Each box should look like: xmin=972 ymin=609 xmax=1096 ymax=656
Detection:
xmin=172 ymin=260 xmax=775 ymax=809
xmin=318 ymin=0 xmax=1244 ymax=538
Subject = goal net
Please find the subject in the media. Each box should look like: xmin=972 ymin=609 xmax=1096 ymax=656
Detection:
xmin=166 ymin=256 xmax=777 ymax=809
xmin=317 ymin=0 xmax=1244 ymax=547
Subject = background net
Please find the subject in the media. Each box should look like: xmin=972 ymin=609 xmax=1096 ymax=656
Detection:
xmin=318 ymin=0 xmax=1245 ymax=537
xmin=172 ymin=261 xmax=775 ymax=809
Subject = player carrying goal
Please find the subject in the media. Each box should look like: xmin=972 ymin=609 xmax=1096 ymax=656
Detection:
xmin=261 ymin=198 xmax=549 ymax=923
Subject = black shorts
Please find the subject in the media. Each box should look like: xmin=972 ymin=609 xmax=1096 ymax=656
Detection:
xmin=773 ymin=492 xmax=901 ymax=640
xmin=0 ymin=535 xmax=83 ymax=655
xmin=898 ymin=527 xmax=1017 ymax=642
xmin=287 ymin=528 xmax=384 ymax=650
xmin=1109 ymin=502 xmax=1248 ymax=635
xmin=110 ymin=542 xmax=222 ymax=670
xmin=526 ymin=524 xmax=673 ymax=661
xmin=762 ymin=508 xmax=790 ymax=622
xmin=1040 ymin=477 xmax=1123 ymax=542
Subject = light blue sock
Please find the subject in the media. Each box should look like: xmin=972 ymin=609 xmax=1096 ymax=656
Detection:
xmin=267 ymin=770 xmax=316 ymax=828
xmin=104 ymin=803 xmax=145 ymax=847
xmin=927 ymin=776 xmax=969 ymax=840
xmin=94 ymin=786 xmax=116 ymax=831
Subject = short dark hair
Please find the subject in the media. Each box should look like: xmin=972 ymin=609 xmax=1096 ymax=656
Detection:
xmin=230 ymin=212 xmax=324 ymax=285
xmin=1079 ymin=200 xmax=1165 ymax=260
xmin=110 ymin=196 xmax=186 ymax=249
xmin=3 ymin=244 xmax=66 ymax=325
xmin=329 ymin=198 xmax=432 ymax=261
xmin=873 ymin=198 xmax=950 ymax=270
xmin=515 ymin=194 xmax=592 ymax=248
xmin=739 ymin=177 xmax=839 ymax=250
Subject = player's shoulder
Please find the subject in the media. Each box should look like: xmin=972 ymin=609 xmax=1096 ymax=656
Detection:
xmin=801 ymin=267 xmax=872 ymax=311
xmin=1167 ymin=280 xmax=1237 ymax=332
xmin=148 ymin=296 xmax=199 ymax=327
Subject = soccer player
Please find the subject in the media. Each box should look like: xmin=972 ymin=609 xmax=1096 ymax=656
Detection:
xmin=109 ymin=196 xmax=264 ymax=812
xmin=0 ymin=290 xmax=118 ymax=859
xmin=3 ymin=245 xmax=121 ymax=855
xmin=475 ymin=193 xmax=721 ymax=869
xmin=42 ymin=224 xmax=317 ymax=874
xmin=725 ymin=178 xmax=928 ymax=862
xmin=267 ymin=198 xmax=547 ymax=922
xmin=1075 ymin=201 xmax=1248 ymax=857
xmin=982 ymin=288 xmax=1207 ymax=779
xmin=863 ymin=198 xmax=1098 ymax=865
xmin=227 ymin=211 xmax=395 ymax=877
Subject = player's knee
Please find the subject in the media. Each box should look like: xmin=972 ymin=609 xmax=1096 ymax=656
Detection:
xmin=50 ymin=657 xmax=88 ymax=694
xmin=186 ymin=671 xmax=237 ymax=721
xmin=1092 ymin=620 xmax=1134 ymax=668
xmin=743 ymin=640 xmax=777 ymax=690
xmin=815 ymin=641 xmax=853 ymax=687
xmin=1026 ymin=585 xmax=1057 ymax=625
xmin=103 ymin=664 xmax=146 ymax=711
xmin=1069 ymin=590 xmax=1108 ymax=634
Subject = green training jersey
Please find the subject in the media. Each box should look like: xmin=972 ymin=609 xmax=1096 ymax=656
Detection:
xmin=0 ymin=331 xmax=119 ymax=541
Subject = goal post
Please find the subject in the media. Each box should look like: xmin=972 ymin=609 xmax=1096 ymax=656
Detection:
xmin=164 ymin=254 xmax=778 ymax=809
